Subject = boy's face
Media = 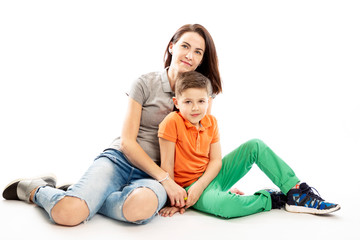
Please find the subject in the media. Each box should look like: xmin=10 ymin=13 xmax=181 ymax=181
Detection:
xmin=173 ymin=88 xmax=209 ymax=128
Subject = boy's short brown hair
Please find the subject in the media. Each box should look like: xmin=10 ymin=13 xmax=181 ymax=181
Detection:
xmin=175 ymin=71 xmax=212 ymax=97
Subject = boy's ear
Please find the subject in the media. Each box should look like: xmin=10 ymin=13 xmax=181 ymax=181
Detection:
xmin=172 ymin=97 xmax=179 ymax=110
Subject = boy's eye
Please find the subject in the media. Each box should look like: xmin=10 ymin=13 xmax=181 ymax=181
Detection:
xmin=185 ymin=101 xmax=191 ymax=104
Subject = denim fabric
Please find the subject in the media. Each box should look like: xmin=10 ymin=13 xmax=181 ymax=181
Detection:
xmin=34 ymin=149 xmax=167 ymax=224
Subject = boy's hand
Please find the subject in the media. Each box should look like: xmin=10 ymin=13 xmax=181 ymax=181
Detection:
xmin=185 ymin=181 xmax=205 ymax=209
xmin=159 ymin=206 xmax=186 ymax=217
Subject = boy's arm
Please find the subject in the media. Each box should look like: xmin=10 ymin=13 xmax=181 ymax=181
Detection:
xmin=185 ymin=141 xmax=222 ymax=209
xmin=159 ymin=137 xmax=188 ymax=207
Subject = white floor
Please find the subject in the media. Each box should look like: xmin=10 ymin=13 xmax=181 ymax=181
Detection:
xmin=1 ymin=155 xmax=358 ymax=240
xmin=0 ymin=194 xmax=356 ymax=240
xmin=1 ymin=1 xmax=359 ymax=239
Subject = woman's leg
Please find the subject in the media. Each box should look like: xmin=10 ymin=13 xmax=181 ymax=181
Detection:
xmin=6 ymin=149 xmax=167 ymax=225
xmin=95 ymin=149 xmax=167 ymax=224
xmin=34 ymin=155 xmax=124 ymax=226
xmin=98 ymin=178 xmax=167 ymax=224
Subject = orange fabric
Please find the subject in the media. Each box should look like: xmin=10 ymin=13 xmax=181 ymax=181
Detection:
xmin=158 ymin=112 xmax=220 ymax=187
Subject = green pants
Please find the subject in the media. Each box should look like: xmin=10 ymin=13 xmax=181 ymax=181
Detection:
xmin=185 ymin=139 xmax=299 ymax=219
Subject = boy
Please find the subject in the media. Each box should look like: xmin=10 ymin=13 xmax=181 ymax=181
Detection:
xmin=158 ymin=71 xmax=340 ymax=218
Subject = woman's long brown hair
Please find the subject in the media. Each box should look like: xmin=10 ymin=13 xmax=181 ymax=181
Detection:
xmin=164 ymin=24 xmax=222 ymax=95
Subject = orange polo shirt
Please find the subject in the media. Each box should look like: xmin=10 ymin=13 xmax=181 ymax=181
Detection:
xmin=158 ymin=112 xmax=220 ymax=187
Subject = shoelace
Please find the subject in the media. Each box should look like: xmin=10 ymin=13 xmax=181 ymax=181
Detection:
xmin=302 ymin=185 xmax=324 ymax=201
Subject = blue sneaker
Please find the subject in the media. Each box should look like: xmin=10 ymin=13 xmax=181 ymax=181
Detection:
xmin=286 ymin=183 xmax=340 ymax=214
xmin=265 ymin=189 xmax=287 ymax=209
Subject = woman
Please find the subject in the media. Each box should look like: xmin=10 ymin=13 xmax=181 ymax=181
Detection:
xmin=2 ymin=24 xmax=222 ymax=225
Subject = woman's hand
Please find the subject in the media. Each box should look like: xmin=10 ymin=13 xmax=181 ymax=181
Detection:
xmin=161 ymin=178 xmax=188 ymax=208
xmin=159 ymin=206 xmax=186 ymax=217
xmin=185 ymin=181 xmax=205 ymax=209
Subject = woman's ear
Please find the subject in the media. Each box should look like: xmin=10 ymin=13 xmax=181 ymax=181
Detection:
xmin=169 ymin=42 xmax=174 ymax=54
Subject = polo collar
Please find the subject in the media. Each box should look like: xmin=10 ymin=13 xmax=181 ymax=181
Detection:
xmin=177 ymin=112 xmax=212 ymax=131
xmin=161 ymin=67 xmax=173 ymax=94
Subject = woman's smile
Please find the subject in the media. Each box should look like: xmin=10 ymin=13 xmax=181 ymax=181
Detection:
xmin=181 ymin=60 xmax=192 ymax=67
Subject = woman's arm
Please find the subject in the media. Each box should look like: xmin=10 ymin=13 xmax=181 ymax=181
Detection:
xmin=120 ymin=98 xmax=163 ymax=178
xmin=159 ymin=138 xmax=175 ymax=179
xmin=159 ymin=137 xmax=188 ymax=207
xmin=185 ymin=141 xmax=222 ymax=209
xmin=120 ymin=98 xmax=187 ymax=207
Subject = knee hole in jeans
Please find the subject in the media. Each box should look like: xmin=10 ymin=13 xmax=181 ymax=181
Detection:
xmin=122 ymin=187 xmax=158 ymax=222
xmin=51 ymin=196 xmax=90 ymax=226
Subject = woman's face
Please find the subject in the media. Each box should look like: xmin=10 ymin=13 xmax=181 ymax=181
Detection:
xmin=169 ymin=32 xmax=205 ymax=74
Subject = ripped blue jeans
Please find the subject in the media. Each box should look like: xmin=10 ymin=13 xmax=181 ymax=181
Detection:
xmin=34 ymin=149 xmax=167 ymax=224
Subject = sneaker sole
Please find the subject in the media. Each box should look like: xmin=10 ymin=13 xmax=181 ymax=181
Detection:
xmin=285 ymin=203 xmax=341 ymax=215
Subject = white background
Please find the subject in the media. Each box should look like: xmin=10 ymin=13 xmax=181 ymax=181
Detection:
xmin=0 ymin=1 xmax=359 ymax=239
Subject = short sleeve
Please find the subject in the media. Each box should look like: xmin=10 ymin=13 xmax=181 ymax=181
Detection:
xmin=158 ymin=113 xmax=178 ymax=143
xmin=128 ymin=77 xmax=149 ymax=105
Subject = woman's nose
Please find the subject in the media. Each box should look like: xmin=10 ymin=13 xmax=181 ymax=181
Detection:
xmin=186 ymin=51 xmax=193 ymax=60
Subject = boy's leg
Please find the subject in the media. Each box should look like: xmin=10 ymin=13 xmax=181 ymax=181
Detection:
xmin=285 ymin=182 xmax=341 ymax=214
xmin=211 ymin=139 xmax=340 ymax=215
xmin=187 ymin=139 xmax=299 ymax=218
xmin=216 ymin=138 xmax=300 ymax=194
xmin=190 ymin=183 xmax=272 ymax=218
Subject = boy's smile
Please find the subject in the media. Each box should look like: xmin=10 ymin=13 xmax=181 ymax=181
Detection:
xmin=173 ymin=88 xmax=209 ymax=129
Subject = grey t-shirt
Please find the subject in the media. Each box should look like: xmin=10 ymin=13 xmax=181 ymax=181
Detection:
xmin=109 ymin=69 xmax=175 ymax=165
